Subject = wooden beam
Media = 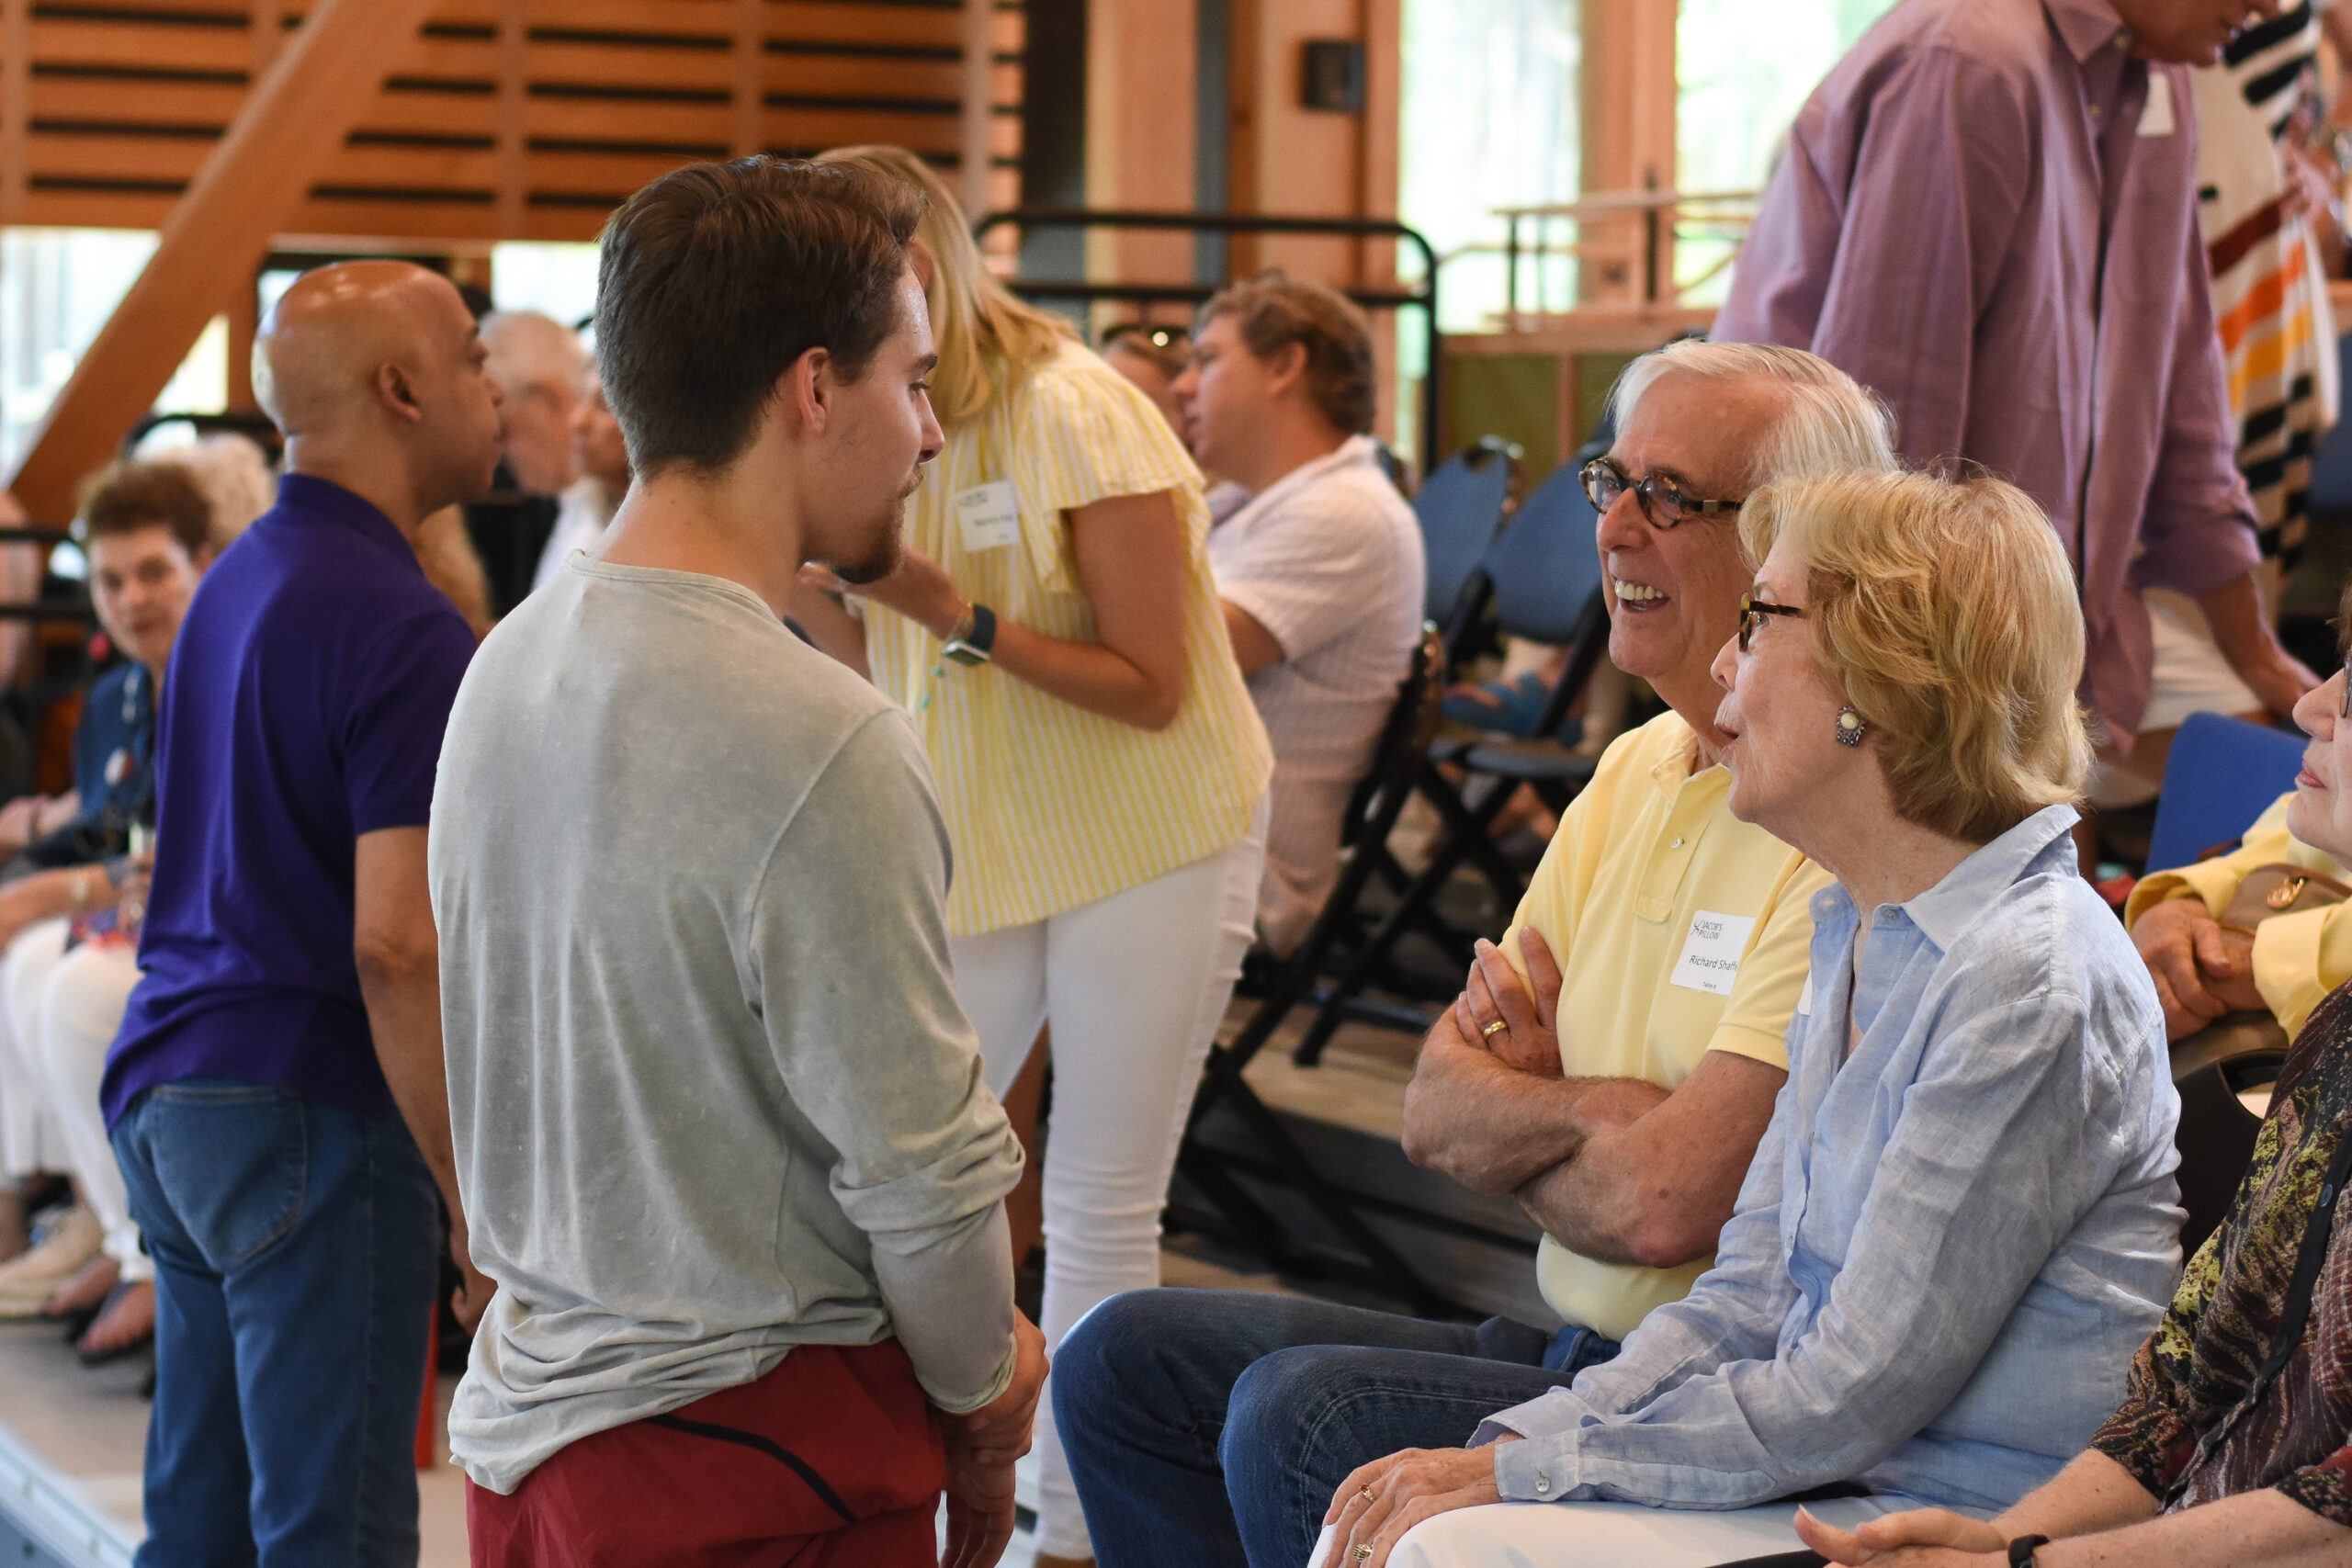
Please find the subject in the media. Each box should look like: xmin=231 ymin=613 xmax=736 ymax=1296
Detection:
xmin=1578 ymin=0 xmax=1677 ymax=303
xmin=6 ymin=0 xmax=432 ymax=519
xmin=493 ymin=0 xmax=526 ymax=235
xmin=249 ymin=0 xmax=279 ymax=77
xmin=733 ymin=0 xmax=764 ymax=156
xmin=0 ymin=0 xmax=28 ymax=225
xmin=225 ymin=262 xmax=260 ymax=414
xmin=961 ymin=0 xmax=995 ymax=218
xmin=1086 ymin=0 xmax=1195 ymax=292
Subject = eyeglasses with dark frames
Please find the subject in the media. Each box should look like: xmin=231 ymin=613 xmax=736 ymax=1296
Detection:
xmin=1580 ymin=457 xmax=1745 ymax=530
xmin=1738 ymin=593 xmax=1806 ymax=653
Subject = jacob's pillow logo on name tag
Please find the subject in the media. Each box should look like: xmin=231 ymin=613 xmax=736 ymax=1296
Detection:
xmin=1670 ymin=910 xmax=1756 ymax=997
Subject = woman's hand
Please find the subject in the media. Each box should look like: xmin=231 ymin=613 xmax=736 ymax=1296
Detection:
xmin=1320 ymin=1446 xmax=1507 ymax=1568
xmin=842 ymin=547 xmax=967 ymax=640
xmin=1455 ymin=930 xmax=1566 ymax=1077
xmin=1793 ymin=1504 xmax=2006 ymax=1565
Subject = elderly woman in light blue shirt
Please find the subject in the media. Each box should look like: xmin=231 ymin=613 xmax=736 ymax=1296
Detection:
xmin=1311 ymin=470 xmax=2184 ymax=1568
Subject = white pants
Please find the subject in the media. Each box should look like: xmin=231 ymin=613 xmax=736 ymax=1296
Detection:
xmin=0 ymin=919 xmax=147 ymax=1280
xmin=34 ymin=931 xmax=146 ymax=1281
xmin=949 ymin=810 xmax=1266 ymax=1560
xmin=1308 ymin=1494 xmax=1902 ymax=1568
xmin=0 ymin=919 xmax=67 ymax=1179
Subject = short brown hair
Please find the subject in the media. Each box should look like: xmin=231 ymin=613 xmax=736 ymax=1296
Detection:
xmin=77 ymin=459 xmax=213 ymax=558
xmin=594 ymin=156 xmax=923 ymax=476
xmin=1741 ymin=469 xmax=2091 ymax=845
xmin=1198 ymin=271 xmax=1378 ymax=434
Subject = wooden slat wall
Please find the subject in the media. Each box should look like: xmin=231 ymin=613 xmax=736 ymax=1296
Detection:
xmin=1 ymin=0 xmax=1024 ymax=241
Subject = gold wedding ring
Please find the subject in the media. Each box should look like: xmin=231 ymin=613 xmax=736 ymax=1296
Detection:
xmin=1360 ymin=1487 xmax=1377 ymax=1504
xmin=1352 ymin=1549 xmax=1373 ymax=1562
xmin=1480 ymin=1019 xmax=1509 ymax=1040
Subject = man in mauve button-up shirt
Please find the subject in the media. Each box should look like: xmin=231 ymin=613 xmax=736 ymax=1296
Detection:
xmin=1714 ymin=0 xmax=2314 ymax=746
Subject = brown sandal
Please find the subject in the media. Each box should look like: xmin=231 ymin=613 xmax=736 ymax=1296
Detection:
xmin=74 ymin=1280 xmax=153 ymax=1366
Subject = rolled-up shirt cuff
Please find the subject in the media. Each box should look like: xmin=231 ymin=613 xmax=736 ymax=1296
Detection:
xmin=2131 ymin=517 xmax=2262 ymax=603
xmin=1489 ymin=1429 xmax=1577 ymax=1501
xmin=919 ymin=1338 xmax=1017 ymax=1416
xmin=1474 ymin=1386 xmax=1588 ymax=1445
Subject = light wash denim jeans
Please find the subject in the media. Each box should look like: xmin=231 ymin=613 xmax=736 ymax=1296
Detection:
xmin=1053 ymin=1287 xmax=1617 ymax=1568
xmin=111 ymin=1079 xmax=440 ymax=1567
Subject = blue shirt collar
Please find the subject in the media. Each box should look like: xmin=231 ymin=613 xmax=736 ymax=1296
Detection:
xmin=1895 ymin=803 xmax=2083 ymax=951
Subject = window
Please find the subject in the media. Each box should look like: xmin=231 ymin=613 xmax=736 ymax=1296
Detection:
xmin=1398 ymin=0 xmax=1582 ymax=336
xmin=1677 ymin=0 xmax=1898 ymax=299
xmin=1 ymin=229 xmax=234 ymax=478
xmin=491 ymin=242 xmax=600 ymax=331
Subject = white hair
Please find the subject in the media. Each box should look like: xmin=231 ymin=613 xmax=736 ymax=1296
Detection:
xmin=1607 ymin=339 xmax=1898 ymax=485
xmin=158 ymin=434 xmax=277 ymax=551
xmin=480 ymin=310 xmax=590 ymax=400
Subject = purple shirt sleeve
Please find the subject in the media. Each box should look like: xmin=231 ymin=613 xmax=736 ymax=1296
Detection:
xmin=2133 ymin=202 xmax=2263 ymax=598
xmin=344 ymin=606 xmax=476 ymax=837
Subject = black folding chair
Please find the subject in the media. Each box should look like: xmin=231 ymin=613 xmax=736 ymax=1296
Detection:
xmin=1174 ymin=627 xmax=1455 ymax=1314
xmin=2170 ymin=1015 xmax=2288 ymax=1258
xmin=1413 ymin=438 xmax=1518 ymax=674
xmin=1293 ymin=462 xmax=1611 ymax=1066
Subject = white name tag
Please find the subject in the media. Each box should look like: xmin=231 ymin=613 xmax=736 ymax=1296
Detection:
xmin=2138 ymin=74 xmax=2175 ymax=138
xmin=1670 ymin=909 xmax=1757 ymax=997
xmin=954 ymin=480 xmax=1022 ymax=554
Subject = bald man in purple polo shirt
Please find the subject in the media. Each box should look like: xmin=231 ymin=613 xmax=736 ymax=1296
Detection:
xmin=104 ymin=262 xmax=502 ymax=1565
xmin=1715 ymin=0 xmax=2317 ymax=755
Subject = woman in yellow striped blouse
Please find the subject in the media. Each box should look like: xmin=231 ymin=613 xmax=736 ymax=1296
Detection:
xmin=799 ymin=146 xmax=1272 ymax=1566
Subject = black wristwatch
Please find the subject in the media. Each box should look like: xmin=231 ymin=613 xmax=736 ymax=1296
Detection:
xmin=943 ymin=603 xmax=998 ymax=666
xmin=2007 ymin=1536 xmax=2049 ymax=1567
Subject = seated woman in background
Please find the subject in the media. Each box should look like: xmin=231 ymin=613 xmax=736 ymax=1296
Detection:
xmin=1316 ymin=470 xmax=2186 ymax=1568
xmin=1798 ymin=585 xmax=2352 ymax=1568
xmin=0 ymin=458 xmax=215 ymax=1360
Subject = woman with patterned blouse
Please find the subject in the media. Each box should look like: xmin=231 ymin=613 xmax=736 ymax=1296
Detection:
xmin=1800 ymin=588 xmax=2352 ymax=1568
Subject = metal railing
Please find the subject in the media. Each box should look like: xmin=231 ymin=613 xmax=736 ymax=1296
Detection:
xmin=972 ymin=209 xmax=1444 ymax=467
xmin=1493 ymin=188 xmax=1758 ymax=321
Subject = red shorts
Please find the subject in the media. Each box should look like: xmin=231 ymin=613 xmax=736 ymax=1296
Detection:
xmin=467 ymin=1340 xmax=944 ymax=1567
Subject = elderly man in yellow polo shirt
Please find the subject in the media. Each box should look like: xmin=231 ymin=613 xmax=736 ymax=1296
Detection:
xmin=1050 ymin=339 xmax=1899 ymax=1568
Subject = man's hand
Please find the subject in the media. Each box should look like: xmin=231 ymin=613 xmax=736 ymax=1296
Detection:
xmin=940 ymin=1312 xmax=1048 ymax=1568
xmin=2236 ymin=647 xmax=2324 ymax=724
xmin=1319 ymin=1444 xmax=1508 ymax=1568
xmin=2133 ymin=896 xmax=2233 ymax=1038
xmin=2197 ymin=571 xmax=2320 ymax=721
xmin=1793 ymin=1504 xmax=2005 ymax=1566
xmin=445 ymin=1213 xmax=497 ymax=1336
xmin=2132 ymin=896 xmax=2265 ymax=1038
xmin=1457 ymin=930 xmax=1566 ymax=1077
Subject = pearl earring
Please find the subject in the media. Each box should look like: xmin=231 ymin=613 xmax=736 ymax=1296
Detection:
xmin=1835 ymin=707 xmax=1867 ymax=747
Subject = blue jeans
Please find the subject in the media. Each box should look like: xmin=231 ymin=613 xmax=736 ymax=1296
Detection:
xmin=1054 ymin=1288 xmax=1618 ymax=1568
xmin=111 ymin=1080 xmax=440 ymax=1568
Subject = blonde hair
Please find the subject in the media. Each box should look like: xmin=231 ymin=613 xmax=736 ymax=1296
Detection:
xmin=1741 ymin=469 xmax=2091 ymax=844
xmin=813 ymin=145 xmax=1072 ymax=427
xmin=1611 ymin=340 xmax=1898 ymax=485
